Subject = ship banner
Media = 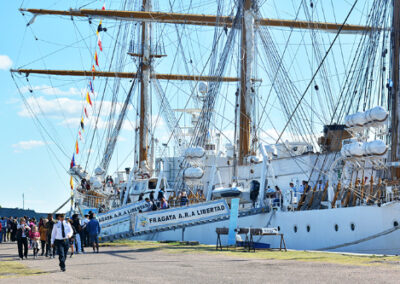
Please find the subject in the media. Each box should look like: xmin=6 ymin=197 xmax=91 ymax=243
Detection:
xmin=98 ymin=200 xmax=150 ymax=225
xmin=133 ymin=200 xmax=229 ymax=232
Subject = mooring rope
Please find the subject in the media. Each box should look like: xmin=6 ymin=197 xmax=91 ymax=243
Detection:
xmin=320 ymin=225 xmax=400 ymax=251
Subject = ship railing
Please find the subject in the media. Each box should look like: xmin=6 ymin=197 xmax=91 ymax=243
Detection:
xmin=167 ymin=197 xmax=207 ymax=208
xmin=74 ymin=190 xmax=107 ymax=209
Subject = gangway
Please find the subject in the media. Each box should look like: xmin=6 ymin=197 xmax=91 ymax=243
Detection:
xmin=99 ymin=206 xmax=269 ymax=242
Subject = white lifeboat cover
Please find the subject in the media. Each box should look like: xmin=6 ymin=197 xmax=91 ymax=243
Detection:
xmin=94 ymin=167 xmax=105 ymax=176
xmin=344 ymin=114 xmax=354 ymax=127
xmin=348 ymin=142 xmax=364 ymax=156
xmin=352 ymin=112 xmax=367 ymax=126
xmin=90 ymin=176 xmax=103 ymax=189
xmin=365 ymin=140 xmax=387 ymax=155
xmin=184 ymin=147 xmax=205 ymax=159
xmin=183 ymin=167 xmax=204 ymax=179
xmin=365 ymin=106 xmax=388 ymax=123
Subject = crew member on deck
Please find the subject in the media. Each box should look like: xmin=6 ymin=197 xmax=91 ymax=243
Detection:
xmin=51 ymin=213 xmax=73 ymax=272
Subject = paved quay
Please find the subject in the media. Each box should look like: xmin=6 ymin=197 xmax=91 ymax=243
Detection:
xmin=1 ymin=242 xmax=400 ymax=283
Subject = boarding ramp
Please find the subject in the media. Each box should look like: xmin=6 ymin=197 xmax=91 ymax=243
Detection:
xmin=99 ymin=200 xmax=269 ymax=243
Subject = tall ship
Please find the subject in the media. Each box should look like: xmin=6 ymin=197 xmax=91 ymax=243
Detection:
xmin=11 ymin=0 xmax=400 ymax=254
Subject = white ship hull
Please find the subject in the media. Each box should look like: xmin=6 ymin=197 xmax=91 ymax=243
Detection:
xmin=130 ymin=202 xmax=400 ymax=255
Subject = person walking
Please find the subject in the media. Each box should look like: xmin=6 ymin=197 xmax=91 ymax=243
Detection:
xmin=72 ymin=214 xmax=83 ymax=253
xmin=51 ymin=213 xmax=73 ymax=272
xmin=45 ymin=214 xmax=56 ymax=258
xmin=1 ymin=217 xmax=7 ymax=242
xmin=39 ymin=219 xmax=48 ymax=256
xmin=16 ymin=218 xmax=30 ymax=260
xmin=29 ymin=225 xmax=40 ymax=259
xmin=6 ymin=217 xmax=11 ymax=242
xmin=86 ymin=213 xmax=101 ymax=253
xmin=10 ymin=218 xmax=18 ymax=242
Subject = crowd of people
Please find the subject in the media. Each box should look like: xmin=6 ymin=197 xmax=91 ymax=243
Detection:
xmin=137 ymin=189 xmax=189 ymax=212
xmin=0 ymin=211 xmax=101 ymax=272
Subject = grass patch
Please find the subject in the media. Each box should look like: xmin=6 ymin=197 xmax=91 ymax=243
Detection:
xmin=0 ymin=261 xmax=44 ymax=279
xmin=101 ymin=240 xmax=400 ymax=267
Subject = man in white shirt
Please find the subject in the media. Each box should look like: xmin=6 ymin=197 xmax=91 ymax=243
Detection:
xmin=51 ymin=213 xmax=73 ymax=272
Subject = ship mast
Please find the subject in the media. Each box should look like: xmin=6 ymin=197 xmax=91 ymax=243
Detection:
xmin=238 ymin=0 xmax=255 ymax=165
xmin=391 ymin=0 xmax=400 ymax=178
xmin=12 ymin=5 xmax=375 ymax=172
xmin=139 ymin=0 xmax=151 ymax=171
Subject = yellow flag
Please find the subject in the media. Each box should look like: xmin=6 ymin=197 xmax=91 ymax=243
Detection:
xmin=70 ymin=176 xmax=74 ymax=190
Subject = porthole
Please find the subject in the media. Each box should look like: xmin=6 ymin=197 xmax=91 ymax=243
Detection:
xmin=334 ymin=224 xmax=339 ymax=231
xmin=306 ymin=225 xmax=310 ymax=232
xmin=350 ymin=223 xmax=355 ymax=231
xmin=277 ymin=226 xmax=281 ymax=231
xmin=394 ymin=221 xmax=399 ymax=227
xmin=294 ymin=225 xmax=297 ymax=233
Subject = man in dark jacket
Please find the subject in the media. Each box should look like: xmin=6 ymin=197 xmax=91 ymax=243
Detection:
xmin=45 ymin=214 xmax=56 ymax=257
xmin=86 ymin=213 xmax=101 ymax=253
xmin=10 ymin=218 xmax=17 ymax=242
xmin=16 ymin=218 xmax=30 ymax=259
xmin=72 ymin=214 xmax=83 ymax=253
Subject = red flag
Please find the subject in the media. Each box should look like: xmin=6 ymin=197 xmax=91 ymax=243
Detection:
xmin=92 ymin=65 xmax=96 ymax=80
xmin=97 ymin=35 xmax=103 ymax=52
xmin=86 ymin=92 xmax=93 ymax=106
xmin=102 ymin=3 xmax=106 ymax=10
xmin=78 ymin=130 xmax=83 ymax=141
xmin=94 ymin=51 xmax=99 ymax=67
xmin=75 ymin=140 xmax=79 ymax=154
xmin=84 ymin=107 xmax=89 ymax=118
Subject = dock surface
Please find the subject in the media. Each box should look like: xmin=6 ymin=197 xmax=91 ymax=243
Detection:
xmin=0 ymin=241 xmax=399 ymax=283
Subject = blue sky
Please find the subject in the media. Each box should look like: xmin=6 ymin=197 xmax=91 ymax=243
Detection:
xmin=0 ymin=0 xmax=377 ymax=213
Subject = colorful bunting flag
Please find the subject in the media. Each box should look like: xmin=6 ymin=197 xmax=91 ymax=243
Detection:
xmin=70 ymin=176 xmax=74 ymax=190
xmin=89 ymin=81 xmax=94 ymax=93
xmin=94 ymin=51 xmax=99 ymax=66
xmin=70 ymin=154 xmax=75 ymax=168
xmin=70 ymin=5 xmax=106 ymax=164
xmin=92 ymin=65 xmax=96 ymax=79
xmin=97 ymin=35 xmax=103 ymax=52
xmin=86 ymin=92 xmax=93 ymax=106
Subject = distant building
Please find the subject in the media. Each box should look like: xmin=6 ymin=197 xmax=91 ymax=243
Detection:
xmin=0 ymin=207 xmax=49 ymax=220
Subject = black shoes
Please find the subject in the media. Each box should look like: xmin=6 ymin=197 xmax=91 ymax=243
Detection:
xmin=61 ymin=267 xmax=66 ymax=272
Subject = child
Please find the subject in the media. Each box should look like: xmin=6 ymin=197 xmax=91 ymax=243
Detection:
xmin=29 ymin=225 xmax=41 ymax=258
